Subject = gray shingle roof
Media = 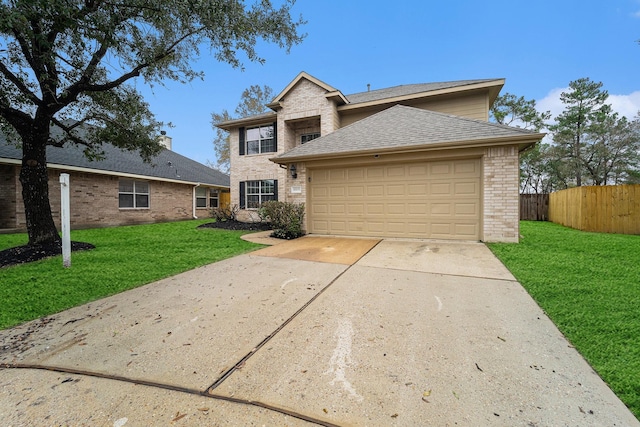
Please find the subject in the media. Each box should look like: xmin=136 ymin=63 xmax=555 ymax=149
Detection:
xmin=0 ymin=137 xmax=229 ymax=187
xmin=344 ymin=79 xmax=501 ymax=105
xmin=273 ymin=105 xmax=542 ymax=162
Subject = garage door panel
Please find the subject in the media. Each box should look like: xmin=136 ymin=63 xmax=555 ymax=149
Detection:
xmin=454 ymin=182 xmax=478 ymax=195
xmin=309 ymin=159 xmax=480 ymax=240
xmin=408 ymin=203 xmax=427 ymax=214
xmin=431 ymin=182 xmax=451 ymax=194
xmin=367 ymin=186 xmax=384 ymax=197
xmin=348 ymin=186 xmax=365 ymax=197
xmin=387 ymin=184 xmax=405 ymax=196
xmin=431 ymin=203 xmax=452 ymax=215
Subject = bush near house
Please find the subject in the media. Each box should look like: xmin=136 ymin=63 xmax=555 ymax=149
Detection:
xmin=210 ymin=204 xmax=240 ymax=222
xmin=259 ymin=201 xmax=305 ymax=239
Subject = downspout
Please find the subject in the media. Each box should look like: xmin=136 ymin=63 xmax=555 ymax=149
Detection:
xmin=192 ymin=183 xmax=200 ymax=219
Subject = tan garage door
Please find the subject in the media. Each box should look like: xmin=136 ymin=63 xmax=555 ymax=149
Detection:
xmin=309 ymin=159 xmax=481 ymax=240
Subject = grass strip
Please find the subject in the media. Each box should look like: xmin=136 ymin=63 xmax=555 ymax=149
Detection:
xmin=487 ymin=221 xmax=640 ymax=419
xmin=0 ymin=220 xmax=263 ymax=330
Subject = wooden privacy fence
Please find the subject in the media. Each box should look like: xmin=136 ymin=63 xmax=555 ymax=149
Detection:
xmin=520 ymin=194 xmax=549 ymax=221
xmin=549 ymin=184 xmax=640 ymax=234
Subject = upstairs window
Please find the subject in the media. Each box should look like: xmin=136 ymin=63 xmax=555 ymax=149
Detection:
xmin=119 ymin=180 xmax=149 ymax=209
xmin=239 ymin=123 xmax=277 ymax=155
xmin=301 ymin=132 xmax=320 ymax=144
xmin=209 ymin=189 xmax=219 ymax=208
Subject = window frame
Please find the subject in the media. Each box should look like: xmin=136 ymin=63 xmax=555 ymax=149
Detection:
xmin=119 ymin=179 xmax=150 ymax=209
xmin=301 ymin=132 xmax=320 ymax=144
xmin=209 ymin=189 xmax=219 ymax=208
xmin=195 ymin=187 xmax=207 ymax=208
xmin=239 ymin=123 xmax=277 ymax=156
xmin=240 ymin=179 xmax=277 ymax=210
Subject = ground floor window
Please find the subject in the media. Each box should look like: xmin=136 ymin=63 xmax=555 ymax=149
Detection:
xmin=195 ymin=187 xmax=207 ymax=208
xmin=119 ymin=179 xmax=149 ymax=209
xmin=240 ymin=179 xmax=277 ymax=209
xmin=209 ymin=189 xmax=219 ymax=208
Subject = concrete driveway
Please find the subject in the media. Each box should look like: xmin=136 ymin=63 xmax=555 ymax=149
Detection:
xmin=1 ymin=236 xmax=638 ymax=427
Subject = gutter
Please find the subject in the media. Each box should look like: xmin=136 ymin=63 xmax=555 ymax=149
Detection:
xmin=192 ymin=183 xmax=200 ymax=219
xmin=269 ymin=133 xmax=545 ymax=165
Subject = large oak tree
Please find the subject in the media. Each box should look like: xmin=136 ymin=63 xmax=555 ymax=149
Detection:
xmin=0 ymin=0 xmax=304 ymax=246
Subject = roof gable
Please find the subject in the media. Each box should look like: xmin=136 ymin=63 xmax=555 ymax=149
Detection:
xmin=272 ymin=105 xmax=543 ymax=163
xmin=267 ymin=71 xmax=348 ymax=110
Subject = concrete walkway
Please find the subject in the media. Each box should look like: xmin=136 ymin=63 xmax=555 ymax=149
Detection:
xmin=1 ymin=236 xmax=638 ymax=426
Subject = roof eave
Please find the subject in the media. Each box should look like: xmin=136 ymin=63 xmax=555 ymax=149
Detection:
xmin=338 ymin=79 xmax=506 ymax=112
xmin=270 ymin=132 xmax=544 ymax=165
xmin=215 ymin=112 xmax=278 ymax=131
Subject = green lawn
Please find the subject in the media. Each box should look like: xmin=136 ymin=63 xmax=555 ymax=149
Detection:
xmin=0 ymin=220 xmax=263 ymax=330
xmin=487 ymin=221 xmax=640 ymax=419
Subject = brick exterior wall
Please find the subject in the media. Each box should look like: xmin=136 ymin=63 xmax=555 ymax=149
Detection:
xmin=2 ymin=166 xmax=210 ymax=230
xmin=231 ymin=78 xmax=339 ymax=222
xmin=0 ymin=164 xmax=18 ymax=228
xmin=482 ymin=145 xmax=520 ymax=242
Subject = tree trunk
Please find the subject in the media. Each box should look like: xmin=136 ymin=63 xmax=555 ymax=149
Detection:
xmin=19 ymin=130 xmax=61 ymax=246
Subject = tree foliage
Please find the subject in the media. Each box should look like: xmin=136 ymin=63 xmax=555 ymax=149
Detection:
xmin=490 ymin=92 xmax=551 ymax=193
xmin=492 ymin=83 xmax=640 ymax=193
xmin=211 ymin=84 xmax=273 ymax=172
xmin=0 ymin=0 xmax=304 ymax=245
xmin=549 ymin=78 xmax=640 ymax=187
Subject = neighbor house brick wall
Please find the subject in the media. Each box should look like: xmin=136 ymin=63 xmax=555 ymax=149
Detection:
xmin=482 ymin=145 xmax=520 ymax=242
xmin=8 ymin=167 xmax=198 ymax=230
xmin=0 ymin=164 xmax=18 ymax=228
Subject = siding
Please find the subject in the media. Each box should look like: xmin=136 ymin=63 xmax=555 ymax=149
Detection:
xmin=339 ymin=92 xmax=490 ymax=127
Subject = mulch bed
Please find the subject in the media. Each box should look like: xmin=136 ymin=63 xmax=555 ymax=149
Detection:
xmin=0 ymin=241 xmax=95 ymax=269
xmin=197 ymin=220 xmax=272 ymax=232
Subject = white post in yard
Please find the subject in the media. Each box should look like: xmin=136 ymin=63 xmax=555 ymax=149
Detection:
xmin=59 ymin=173 xmax=71 ymax=268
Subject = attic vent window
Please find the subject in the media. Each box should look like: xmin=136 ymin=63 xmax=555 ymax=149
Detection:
xmin=301 ymin=133 xmax=320 ymax=144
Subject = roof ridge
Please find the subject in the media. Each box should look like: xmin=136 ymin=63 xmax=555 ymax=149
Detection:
xmin=346 ymin=79 xmax=493 ymax=96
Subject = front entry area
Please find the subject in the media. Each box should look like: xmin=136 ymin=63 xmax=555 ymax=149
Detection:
xmin=308 ymin=158 xmax=481 ymax=240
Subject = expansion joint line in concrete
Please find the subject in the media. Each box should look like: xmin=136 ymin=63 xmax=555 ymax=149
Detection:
xmin=205 ymin=265 xmax=356 ymax=393
xmin=0 ymin=362 xmax=342 ymax=427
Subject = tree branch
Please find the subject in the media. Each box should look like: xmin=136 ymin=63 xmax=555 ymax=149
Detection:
xmin=0 ymin=61 xmax=43 ymax=107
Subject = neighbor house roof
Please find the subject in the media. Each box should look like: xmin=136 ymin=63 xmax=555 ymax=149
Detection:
xmin=0 ymin=138 xmax=230 ymax=187
xmin=272 ymin=105 xmax=544 ymax=163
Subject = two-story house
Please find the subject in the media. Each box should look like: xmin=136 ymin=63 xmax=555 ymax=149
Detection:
xmin=217 ymin=72 xmax=543 ymax=243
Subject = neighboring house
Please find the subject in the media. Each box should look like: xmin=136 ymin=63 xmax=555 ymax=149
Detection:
xmin=0 ymin=134 xmax=230 ymax=231
xmin=217 ymin=72 xmax=544 ymax=243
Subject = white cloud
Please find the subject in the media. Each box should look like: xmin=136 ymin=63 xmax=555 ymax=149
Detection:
xmin=537 ymin=87 xmax=640 ymax=121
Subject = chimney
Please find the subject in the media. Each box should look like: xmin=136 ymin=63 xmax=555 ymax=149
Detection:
xmin=158 ymin=131 xmax=172 ymax=150
xmin=367 ymin=83 xmax=370 ymax=92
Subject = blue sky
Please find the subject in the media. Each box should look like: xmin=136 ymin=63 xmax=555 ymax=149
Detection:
xmin=138 ymin=0 xmax=640 ymax=167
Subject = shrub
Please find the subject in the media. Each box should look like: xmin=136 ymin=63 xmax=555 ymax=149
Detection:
xmin=210 ymin=204 xmax=239 ymax=222
xmin=258 ymin=201 xmax=305 ymax=239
